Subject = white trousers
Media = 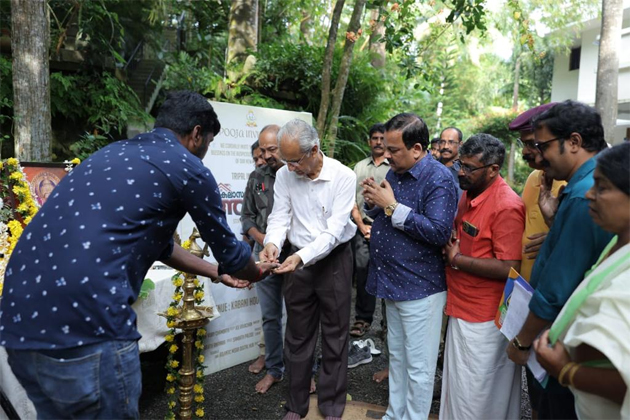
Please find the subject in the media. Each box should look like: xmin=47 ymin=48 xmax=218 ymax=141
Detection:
xmin=383 ymin=291 xmax=446 ymax=420
xmin=439 ymin=317 xmax=521 ymax=420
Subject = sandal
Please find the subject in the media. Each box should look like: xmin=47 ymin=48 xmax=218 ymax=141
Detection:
xmin=349 ymin=320 xmax=370 ymax=337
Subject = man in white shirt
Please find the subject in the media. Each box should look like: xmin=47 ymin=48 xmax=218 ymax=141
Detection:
xmin=260 ymin=119 xmax=356 ymax=420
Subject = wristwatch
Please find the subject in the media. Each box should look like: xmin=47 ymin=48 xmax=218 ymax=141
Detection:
xmin=384 ymin=202 xmax=399 ymax=217
xmin=511 ymin=336 xmax=531 ymax=351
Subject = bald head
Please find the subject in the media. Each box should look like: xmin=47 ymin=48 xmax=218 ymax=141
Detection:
xmin=258 ymin=124 xmax=282 ymax=171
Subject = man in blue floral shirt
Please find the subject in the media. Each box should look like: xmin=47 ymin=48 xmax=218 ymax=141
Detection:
xmin=362 ymin=113 xmax=458 ymax=420
xmin=0 ymin=91 xmax=274 ymax=419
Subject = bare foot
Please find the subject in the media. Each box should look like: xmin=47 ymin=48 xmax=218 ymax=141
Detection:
xmin=255 ymin=373 xmax=281 ymax=393
xmin=248 ymin=355 xmax=265 ymax=374
xmin=373 ymin=367 xmax=389 ymax=383
xmin=310 ymin=377 xmax=317 ymax=394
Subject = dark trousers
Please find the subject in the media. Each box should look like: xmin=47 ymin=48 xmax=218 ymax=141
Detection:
xmin=527 ymin=369 xmax=578 ymax=419
xmin=351 ymin=231 xmax=375 ymax=324
xmin=283 ymin=241 xmax=352 ymax=418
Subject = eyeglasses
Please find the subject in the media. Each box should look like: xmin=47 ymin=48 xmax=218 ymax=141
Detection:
xmin=534 ymin=137 xmax=564 ymax=154
xmin=454 ymin=159 xmax=495 ymax=175
xmin=520 ymin=140 xmax=537 ymax=150
xmin=438 ymin=140 xmax=460 ymax=147
xmin=281 ymin=151 xmax=310 ymax=167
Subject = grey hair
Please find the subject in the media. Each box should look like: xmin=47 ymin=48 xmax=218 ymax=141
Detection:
xmin=277 ymin=119 xmax=320 ymax=153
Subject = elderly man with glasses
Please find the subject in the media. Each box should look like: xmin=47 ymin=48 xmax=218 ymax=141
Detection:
xmin=260 ymin=119 xmax=356 ymax=420
xmin=441 ymin=133 xmax=526 ymax=419
xmin=506 ymin=100 xmax=614 ymax=419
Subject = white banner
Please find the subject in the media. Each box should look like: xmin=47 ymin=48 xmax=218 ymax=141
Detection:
xmin=178 ymin=102 xmax=311 ymax=374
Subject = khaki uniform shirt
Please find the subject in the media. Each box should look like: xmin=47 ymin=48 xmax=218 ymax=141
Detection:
xmin=353 ymin=156 xmax=390 ymax=223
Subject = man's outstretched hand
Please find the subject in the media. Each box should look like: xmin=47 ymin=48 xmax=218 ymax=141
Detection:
xmin=218 ymin=275 xmax=250 ymax=289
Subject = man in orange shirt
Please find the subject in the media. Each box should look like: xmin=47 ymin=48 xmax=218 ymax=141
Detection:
xmin=440 ymin=133 xmax=525 ymax=419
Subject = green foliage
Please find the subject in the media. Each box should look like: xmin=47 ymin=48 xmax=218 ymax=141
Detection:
xmin=0 ymin=56 xmax=12 ymax=136
xmin=69 ymin=132 xmax=111 ymax=160
xmin=50 ymin=71 xmax=149 ymax=136
xmin=474 ymin=111 xmax=530 ymax=193
xmin=161 ymin=51 xmax=221 ymax=95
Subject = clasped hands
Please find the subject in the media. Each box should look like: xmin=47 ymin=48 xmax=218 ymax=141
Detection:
xmin=360 ymin=177 xmax=396 ymax=209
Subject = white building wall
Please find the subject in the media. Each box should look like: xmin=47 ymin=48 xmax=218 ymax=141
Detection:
xmin=576 ymin=27 xmax=600 ymax=104
xmin=551 ymin=52 xmax=579 ymax=102
xmin=550 ymin=9 xmax=630 ymax=144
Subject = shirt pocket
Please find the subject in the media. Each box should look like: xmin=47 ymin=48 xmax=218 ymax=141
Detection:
xmin=254 ymin=189 xmax=271 ymax=212
xmin=315 ymin=191 xmax=333 ymax=226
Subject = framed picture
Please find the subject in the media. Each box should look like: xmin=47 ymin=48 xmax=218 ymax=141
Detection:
xmin=20 ymin=162 xmax=71 ymax=206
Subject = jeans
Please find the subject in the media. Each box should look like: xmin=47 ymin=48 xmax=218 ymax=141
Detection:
xmin=256 ymin=273 xmax=285 ymax=379
xmin=7 ymin=340 xmax=141 ymax=419
xmin=383 ymin=292 xmax=446 ymax=420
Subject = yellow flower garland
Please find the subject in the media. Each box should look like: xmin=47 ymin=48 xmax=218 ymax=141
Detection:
xmin=164 ymin=271 xmax=207 ymax=420
xmin=0 ymin=158 xmax=50 ymax=295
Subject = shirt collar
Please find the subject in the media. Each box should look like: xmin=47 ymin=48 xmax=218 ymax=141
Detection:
xmin=468 ymin=175 xmax=506 ymax=208
xmin=396 ymin=154 xmax=431 ymax=180
xmin=151 ymin=127 xmax=203 ymax=162
xmin=151 ymin=127 xmax=179 ymax=143
xmin=561 ymin=157 xmax=596 ymax=197
xmin=316 ymin=154 xmax=334 ymax=181
xmin=368 ymin=156 xmax=390 ymax=167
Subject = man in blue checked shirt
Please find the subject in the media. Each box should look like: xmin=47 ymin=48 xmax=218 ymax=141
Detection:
xmin=362 ymin=113 xmax=458 ymax=420
xmin=0 ymin=91 xmax=277 ymax=419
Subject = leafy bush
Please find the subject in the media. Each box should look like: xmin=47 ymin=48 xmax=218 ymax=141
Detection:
xmin=70 ymin=132 xmax=111 ymax=160
xmin=474 ymin=110 xmax=531 ymax=193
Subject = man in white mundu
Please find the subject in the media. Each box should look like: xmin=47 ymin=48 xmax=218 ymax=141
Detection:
xmin=441 ymin=134 xmax=526 ymax=419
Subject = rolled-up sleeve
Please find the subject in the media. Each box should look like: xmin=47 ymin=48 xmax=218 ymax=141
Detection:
xmin=181 ymin=168 xmax=251 ymax=274
xmin=296 ymin=170 xmax=356 ymax=266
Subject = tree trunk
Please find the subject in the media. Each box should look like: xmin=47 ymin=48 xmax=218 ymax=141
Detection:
xmin=325 ymin=0 xmax=367 ymax=158
xmin=11 ymin=0 xmax=52 ymax=161
xmin=511 ymin=56 xmax=521 ymax=112
xmin=595 ymin=0 xmax=623 ymax=144
xmin=257 ymin=0 xmax=265 ymax=45
xmin=315 ymin=0 xmax=346 ymax=138
xmin=507 ymin=54 xmax=521 ymax=185
xmin=299 ymin=12 xmax=311 ymax=44
xmin=368 ymin=7 xmax=385 ymax=68
xmin=226 ymin=0 xmax=258 ymax=81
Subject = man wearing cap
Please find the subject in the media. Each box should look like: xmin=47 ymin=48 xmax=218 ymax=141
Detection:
xmin=508 ymin=103 xmax=565 ymax=282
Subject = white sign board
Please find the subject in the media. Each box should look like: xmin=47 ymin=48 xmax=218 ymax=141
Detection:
xmin=178 ymin=101 xmax=311 ymax=374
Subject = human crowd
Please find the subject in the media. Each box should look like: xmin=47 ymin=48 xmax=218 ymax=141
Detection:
xmin=0 ymin=90 xmax=628 ymax=420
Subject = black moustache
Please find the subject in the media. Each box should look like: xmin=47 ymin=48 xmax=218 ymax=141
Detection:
xmin=441 ymin=149 xmax=451 ymax=153
xmin=522 ymin=155 xmax=535 ymax=162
